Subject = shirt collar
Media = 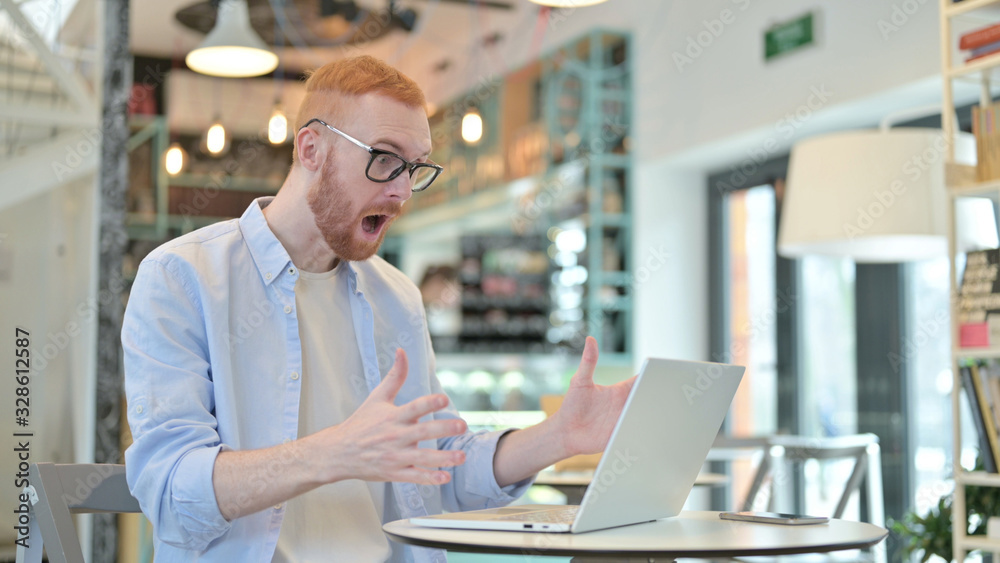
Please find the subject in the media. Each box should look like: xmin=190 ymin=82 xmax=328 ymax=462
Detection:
xmin=239 ymin=197 xmax=293 ymax=287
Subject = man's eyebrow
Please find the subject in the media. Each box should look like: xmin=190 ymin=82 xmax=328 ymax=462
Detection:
xmin=372 ymin=138 xmax=431 ymax=159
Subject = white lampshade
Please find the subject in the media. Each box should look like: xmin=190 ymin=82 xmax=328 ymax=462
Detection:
xmin=779 ymin=128 xmax=983 ymax=263
xmin=185 ymin=0 xmax=279 ymax=78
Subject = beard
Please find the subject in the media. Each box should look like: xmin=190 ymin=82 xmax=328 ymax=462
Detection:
xmin=306 ymin=159 xmax=402 ymax=262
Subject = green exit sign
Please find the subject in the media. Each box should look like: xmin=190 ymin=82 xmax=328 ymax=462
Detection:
xmin=765 ymin=12 xmax=815 ymax=61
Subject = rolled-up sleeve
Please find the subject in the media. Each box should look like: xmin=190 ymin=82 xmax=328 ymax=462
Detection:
xmin=436 ymin=428 xmax=534 ymax=512
xmin=123 ymin=257 xmax=231 ymax=550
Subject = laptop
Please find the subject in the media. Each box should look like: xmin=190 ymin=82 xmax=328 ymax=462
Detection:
xmin=409 ymin=357 xmax=745 ymax=533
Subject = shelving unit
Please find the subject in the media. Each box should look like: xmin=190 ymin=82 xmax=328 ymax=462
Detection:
xmin=396 ymin=29 xmax=634 ymax=365
xmin=941 ymin=1 xmax=1000 ymax=560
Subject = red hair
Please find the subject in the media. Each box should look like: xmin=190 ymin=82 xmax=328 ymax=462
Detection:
xmin=295 ymin=55 xmax=426 ymax=131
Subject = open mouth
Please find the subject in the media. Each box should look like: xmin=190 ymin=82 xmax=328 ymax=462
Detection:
xmin=362 ymin=214 xmax=390 ymax=234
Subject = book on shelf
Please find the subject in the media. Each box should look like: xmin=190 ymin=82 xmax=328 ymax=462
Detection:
xmin=960 ymin=22 xmax=1000 ymax=51
xmin=971 ymin=103 xmax=1000 ymax=182
xmin=959 ymin=248 xmax=1000 ymax=348
xmin=967 ymin=43 xmax=1000 ymax=63
xmin=961 ymin=363 xmax=999 ymax=473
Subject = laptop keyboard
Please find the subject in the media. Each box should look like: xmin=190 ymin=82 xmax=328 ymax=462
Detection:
xmin=493 ymin=506 xmax=579 ymax=524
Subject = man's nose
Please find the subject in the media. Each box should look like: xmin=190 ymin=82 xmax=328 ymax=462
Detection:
xmin=383 ymin=172 xmax=413 ymax=202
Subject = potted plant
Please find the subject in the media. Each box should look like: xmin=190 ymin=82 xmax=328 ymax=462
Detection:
xmin=892 ymin=458 xmax=1000 ymax=562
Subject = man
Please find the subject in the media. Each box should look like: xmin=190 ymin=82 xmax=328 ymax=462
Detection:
xmin=123 ymin=55 xmax=634 ymax=562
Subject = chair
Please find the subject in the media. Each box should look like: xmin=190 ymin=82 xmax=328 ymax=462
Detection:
xmin=15 ymin=463 xmax=141 ymax=563
xmin=739 ymin=433 xmax=886 ymax=563
xmin=743 ymin=433 xmax=884 ymax=524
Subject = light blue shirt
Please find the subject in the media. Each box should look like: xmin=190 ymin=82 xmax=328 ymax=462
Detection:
xmin=123 ymin=197 xmax=531 ymax=562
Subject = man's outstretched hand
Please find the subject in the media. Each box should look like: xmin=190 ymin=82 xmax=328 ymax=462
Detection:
xmin=492 ymin=336 xmax=637 ymax=487
xmin=549 ymin=336 xmax=637 ymax=457
xmin=213 ymin=348 xmax=467 ymax=521
xmin=309 ymin=348 xmax=468 ymax=486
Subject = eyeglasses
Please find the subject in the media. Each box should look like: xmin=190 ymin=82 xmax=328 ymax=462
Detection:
xmin=300 ymin=118 xmax=443 ymax=192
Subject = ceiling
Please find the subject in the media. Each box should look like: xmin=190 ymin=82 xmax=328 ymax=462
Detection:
xmin=130 ymin=0 xmax=546 ymax=107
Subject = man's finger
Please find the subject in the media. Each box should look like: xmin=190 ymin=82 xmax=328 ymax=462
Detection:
xmin=369 ymin=348 xmax=408 ymax=402
xmin=403 ymin=417 xmax=468 ymax=443
xmin=570 ymin=335 xmax=599 ymax=386
xmin=391 ymin=467 xmax=453 ymax=485
xmin=398 ymin=393 xmax=452 ymax=422
xmin=397 ymin=447 xmax=466 ymax=469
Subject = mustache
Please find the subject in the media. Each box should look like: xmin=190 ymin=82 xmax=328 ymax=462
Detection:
xmin=361 ymin=202 xmax=404 ymax=217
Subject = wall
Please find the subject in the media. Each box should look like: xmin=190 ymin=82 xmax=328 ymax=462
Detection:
xmin=441 ymin=0 xmax=949 ymax=368
xmin=0 ymin=177 xmax=98 ymax=546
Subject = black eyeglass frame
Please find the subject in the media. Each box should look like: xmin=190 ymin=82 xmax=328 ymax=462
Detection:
xmin=299 ymin=118 xmax=443 ymax=192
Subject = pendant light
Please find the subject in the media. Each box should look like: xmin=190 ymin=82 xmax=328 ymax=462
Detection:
xmin=461 ymin=107 xmax=483 ymax=144
xmin=164 ymin=142 xmax=187 ymax=175
xmin=268 ymin=103 xmax=288 ymax=145
xmin=185 ymin=0 xmax=279 ymax=78
xmin=205 ymin=117 xmax=228 ymax=155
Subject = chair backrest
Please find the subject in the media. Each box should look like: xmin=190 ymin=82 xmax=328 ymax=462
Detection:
xmin=742 ymin=433 xmax=884 ymax=524
xmin=15 ymin=463 xmax=141 ymax=563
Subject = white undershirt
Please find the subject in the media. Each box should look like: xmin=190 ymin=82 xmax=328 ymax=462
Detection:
xmin=272 ymin=263 xmax=391 ymax=563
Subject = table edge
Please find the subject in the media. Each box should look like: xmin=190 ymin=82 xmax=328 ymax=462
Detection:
xmin=383 ymin=515 xmax=889 ymax=558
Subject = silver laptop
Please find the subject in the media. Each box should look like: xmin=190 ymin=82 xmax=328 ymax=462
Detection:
xmin=409 ymin=357 xmax=745 ymax=533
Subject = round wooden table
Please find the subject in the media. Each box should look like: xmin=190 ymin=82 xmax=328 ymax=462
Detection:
xmin=383 ymin=510 xmax=888 ymax=561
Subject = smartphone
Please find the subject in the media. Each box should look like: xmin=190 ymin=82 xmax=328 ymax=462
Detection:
xmin=719 ymin=511 xmax=830 ymax=525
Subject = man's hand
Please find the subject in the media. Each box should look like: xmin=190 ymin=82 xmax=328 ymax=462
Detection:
xmin=305 ymin=348 xmax=468 ymax=485
xmin=549 ymin=336 xmax=637 ymax=457
xmin=212 ymin=348 xmax=466 ymax=521
xmin=492 ymin=336 xmax=637 ymax=487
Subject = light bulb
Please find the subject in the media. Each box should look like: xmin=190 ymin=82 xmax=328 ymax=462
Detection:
xmin=461 ymin=109 xmax=483 ymax=144
xmin=165 ymin=143 xmax=186 ymax=175
xmin=206 ymin=121 xmax=227 ymax=155
xmin=268 ymin=107 xmax=288 ymax=145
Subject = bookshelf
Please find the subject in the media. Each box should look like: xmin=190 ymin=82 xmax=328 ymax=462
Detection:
xmin=394 ymin=29 xmax=634 ymax=365
xmin=941 ymin=1 xmax=1000 ymax=560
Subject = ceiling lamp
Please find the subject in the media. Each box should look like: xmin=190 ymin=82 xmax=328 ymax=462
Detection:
xmin=778 ymin=128 xmax=991 ymax=262
xmin=461 ymin=108 xmax=483 ymax=144
xmin=185 ymin=0 xmax=279 ymax=78
xmin=528 ymin=0 xmax=608 ymax=6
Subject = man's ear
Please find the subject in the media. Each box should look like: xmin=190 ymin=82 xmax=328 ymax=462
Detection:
xmin=295 ymin=126 xmax=323 ymax=172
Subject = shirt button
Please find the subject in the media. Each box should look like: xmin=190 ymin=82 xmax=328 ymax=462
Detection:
xmin=265 ymin=272 xmax=272 ymax=280
xmin=284 ymin=305 xmax=292 ymax=314
xmin=288 ymin=268 xmax=296 ymax=275
xmin=274 ymin=504 xmax=282 ymax=510
xmin=135 ymin=405 xmax=143 ymax=414
xmin=290 ymin=372 xmax=300 ymax=380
